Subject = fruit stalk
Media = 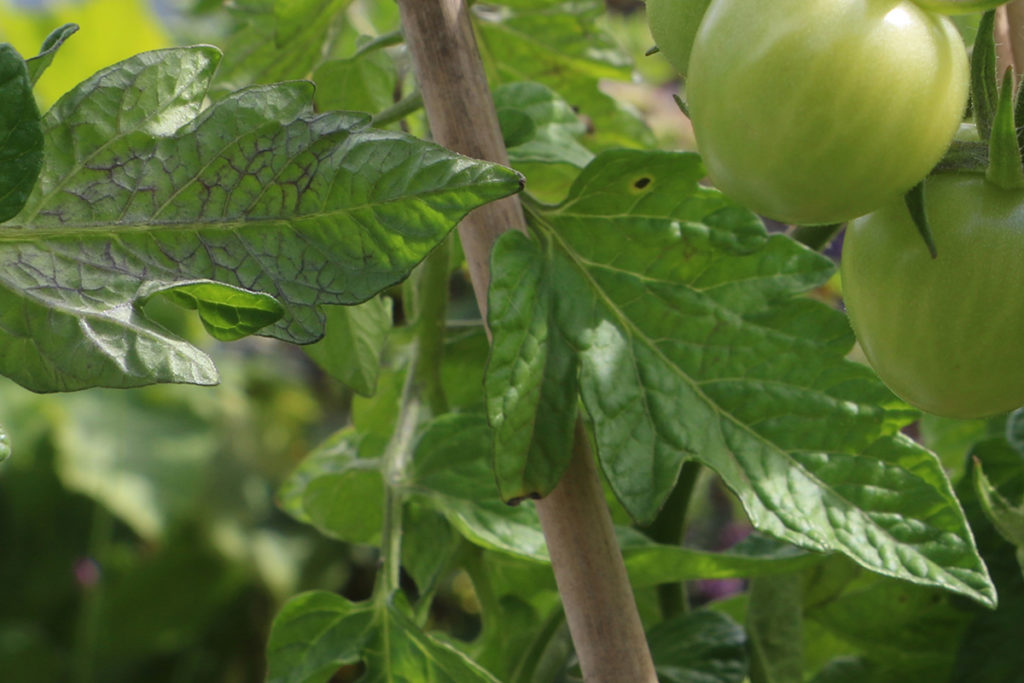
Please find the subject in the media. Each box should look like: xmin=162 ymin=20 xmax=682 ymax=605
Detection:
xmin=395 ymin=1 xmax=658 ymax=680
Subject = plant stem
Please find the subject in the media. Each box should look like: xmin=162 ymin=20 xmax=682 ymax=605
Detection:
xmin=371 ymin=91 xmax=424 ymax=129
xmin=408 ymin=238 xmax=451 ymax=416
xmin=644 ymin=459 xmax=702 ymax=618
xmin=71 ymin=505 xmax=113 ymax=683
xmin=395 ymin=2 xmax=657 ymax=680
xmin=377 ymin=367 xmax=422 ymax=600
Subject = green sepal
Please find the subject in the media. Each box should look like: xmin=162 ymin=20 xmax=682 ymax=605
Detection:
xmin=903 ymin=181 xmax=937 ymax=259
xmin=672 ymin=93 xmax=689 ymax=118
xmin=972 ymin=11 xmax=998 ymax=143
xmin=985 ymin=68 xmax=1024 ymax=190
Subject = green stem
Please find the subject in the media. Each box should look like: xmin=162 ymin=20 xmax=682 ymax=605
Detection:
xmin=371 ymin=91 xmax=425 ymax=129
xmin=408 ymin=238 xmax=451 ymax=416
xmin=644 ymin=459 xmax=702 ymax=618
xmin=376 ymin=368 xmax=423 ymax=600
xmin=354 ymin=29 xmax=404 ymax=57
xmin=71 ymin=505 xmax=114 ymax=683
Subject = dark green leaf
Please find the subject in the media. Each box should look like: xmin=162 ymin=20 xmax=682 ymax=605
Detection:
xmin=360 ymin=596 xmax=502 ymax=682
xmin=24 ymin=23 xmax=78 ymax=86
xmin=213 ymin=0 xmax=349 ymax=93
xmin=303 ymin=296 xmax=392 ymax=396
xmin=974 ymin=458 xmax=1024 ymax=562
xmin=621 ymin=532 xmax=825 ymax=587
xmin=277 ymin=427 xmax=383 ymax=544
xmin=266 ymin=591 xmax=375 ymax=683
xmin=402 ymin=504 xmax=461 ymax=596
xmin=486 ymin=231 xmax=578 ymax=501
xmin=809 ymin=574 xmax=970 ymax=681
xmin=0 ymin=44 xmax=43 ymax=223
xmin=648 ymin=610 xmax=748 ymax=683
xmin=313 ymin=48 xmax=397 ymax=115
xmin=494 ymin=82 xmax=594 ymax=203
xmin=474 ymin=1 xmax=654 ymax=151
xmin=0 ymin=47 xmax=522 ymax=391
xmin=277 ymin=427 xmax=363 ymax=524
xmin=410 ymin=414 xmax=549 ymax=560
xmin=747 ymin=574 xmax=803 ymax=683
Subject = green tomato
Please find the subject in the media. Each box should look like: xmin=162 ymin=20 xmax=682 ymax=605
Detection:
xmin=842 ymin=174 xmax=1024 ymax=419
xmin=645 ymin=0 xmax=713 ymax=77
xmin=686 ymin=0 xmax=969 ymax=225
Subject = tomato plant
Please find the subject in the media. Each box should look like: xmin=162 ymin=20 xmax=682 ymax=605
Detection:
xmin=686 ymin=0 xmax=969 ymax=225
xmin=2 ymin=2 xmax=1023 ymax=682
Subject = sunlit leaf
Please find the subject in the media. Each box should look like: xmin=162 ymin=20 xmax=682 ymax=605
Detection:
xmin=499 ymin=149 xmax=994 ymax=605
xmin=0 ymin=46 xmax=522 ymax=391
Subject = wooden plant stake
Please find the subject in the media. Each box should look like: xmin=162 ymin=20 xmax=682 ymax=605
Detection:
xmin=396 ymin=1 xmax=658 ymax=681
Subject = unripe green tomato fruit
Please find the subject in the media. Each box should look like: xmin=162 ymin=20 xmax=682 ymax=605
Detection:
xmin=842 ymin=174 xmax=1024 ymax=419
xmin=687 ymin=0 xmax=969 ymax=226
xmin=645 ymin=0 xmax=713 ymax=77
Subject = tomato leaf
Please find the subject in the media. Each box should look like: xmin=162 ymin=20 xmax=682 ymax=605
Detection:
xmin=267 ymin=591 xmax=501 ymax=683
xmin=24 ymin=23 xmax=78 ymax=86
xmin=497 ymin=149 xmax=995 ymax=605
xmin=974 ymin=458 xmax=1024 ymax=568
xmin=302 ymin=296 xmax=392 ymax=396
xmin=212 ymin=0 xmax=348 ymax=94
xmin=266 ymin=591 xmax=375 ymax=683
xmin=410 ymin=413 xmax=550 ymax=561
xmin=621 ymin=532 xmax=825 ymax=587
xmin=0 ymin=46 xmax=522 ymax=392
xmin=0 ymin=43 xmax=43 ymax=223
xmin=473 ymin=0 xmax=653 ymax=151
xmin=486 ymin=230 xmax=578 ymax=502
xmin=647 ymin=610 xmax=748 ymax=683
xmin=360 ymin=595 xmax=502 ymax=683
xmin=747 ymin=574 xmax=803 ymax=683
